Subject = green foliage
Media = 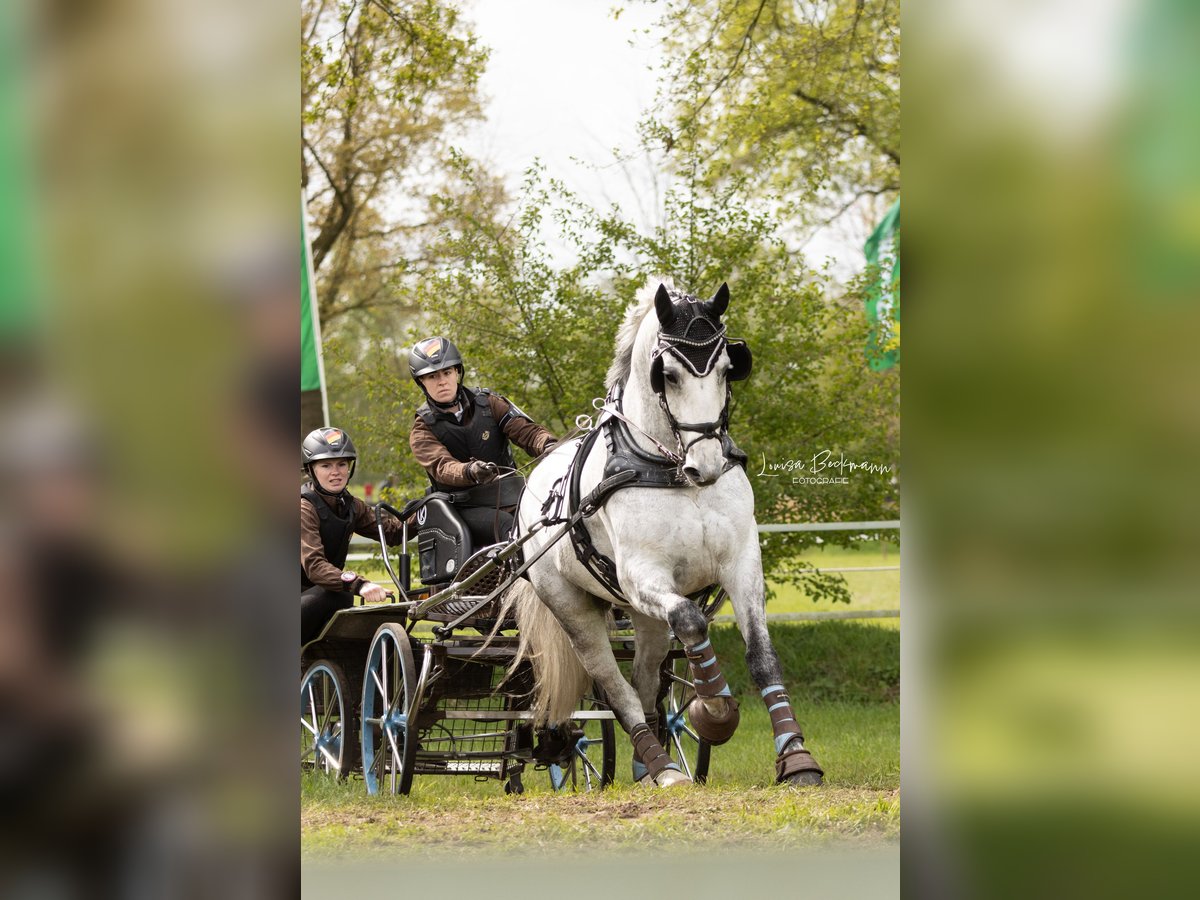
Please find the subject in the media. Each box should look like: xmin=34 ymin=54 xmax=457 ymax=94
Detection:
xmin=643 ymin=0 xmax=900 ymax=230
xmin=302 ymin=0 xmax=497 ymax=332
xmin=710 ymin=621 xmax=899 ymax=703
xmin=313 ymin=3 xmax=899 ymax=603
xmin=335 ymin=150 xmax=897 ymax=598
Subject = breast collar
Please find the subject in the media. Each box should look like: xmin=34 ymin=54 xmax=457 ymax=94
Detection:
xmin=557 ymin=389 xmax=749 ymax=605
xmin=602 ymin=411 xmax=689 ymax=488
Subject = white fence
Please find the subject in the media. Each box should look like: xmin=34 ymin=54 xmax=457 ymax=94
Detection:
xmin=343 ymin=520 xmax=899 ymax=622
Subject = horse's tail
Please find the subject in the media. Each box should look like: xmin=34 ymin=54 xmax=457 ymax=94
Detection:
xmin=498 ymin=579 xmax=591 ymax=727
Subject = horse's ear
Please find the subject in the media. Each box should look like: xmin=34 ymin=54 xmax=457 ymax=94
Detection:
xmin=726 ymin=340 xmax=752 ymax=381
xmin=654 ymin=283 xmax=675 ymax=325
xmin=708 ymin=282 xmax=730 ymax=318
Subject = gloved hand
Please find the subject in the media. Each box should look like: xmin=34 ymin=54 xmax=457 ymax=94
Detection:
xmin=541 ymin=438 xmax=559 ymax=455
xmin=468 ymin=460 xmax=499 ymax=484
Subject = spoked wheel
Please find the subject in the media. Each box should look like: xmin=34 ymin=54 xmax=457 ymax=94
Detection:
xmin=361 ymin=623 xmax=419 ymax=795
xmin=546 ymin=690 xmax=616 ymax=792
xmin=301 ymin=659 xmax=353 ymax=777
xmin=663 ymin=656 xmax=712 ymax=784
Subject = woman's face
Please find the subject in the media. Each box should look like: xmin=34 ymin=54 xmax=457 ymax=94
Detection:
xmin=420 ymin=367 xmax=460 ymax=405
xmin=312 ymin=458 xmax=351 ymax=493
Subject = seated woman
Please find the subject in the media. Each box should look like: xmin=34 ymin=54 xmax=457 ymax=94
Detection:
xmin=407 ymin=336 xmax=558 ymax=548
xmin=300 ymin=426 xmax=402 ymax=645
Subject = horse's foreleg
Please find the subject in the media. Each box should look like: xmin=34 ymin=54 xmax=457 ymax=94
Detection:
xmin=627 ymin=609 xmax=671 ymax=714
xmin=727 ymin=559 xmax=824 ymax=786
xmin=626 ymin=580 xmax=741 ymax=746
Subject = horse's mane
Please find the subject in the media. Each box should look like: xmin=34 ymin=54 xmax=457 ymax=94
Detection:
xmin=605 ymin=277 xmax=677 ymax=391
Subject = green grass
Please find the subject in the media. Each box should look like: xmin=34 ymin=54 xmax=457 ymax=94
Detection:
xmin=710 ymin=620 xmax=900 ymax=703
xmin=301 ymin=782 xmax=899 ymax=860
xmin=301 ymin=620 xmax=898 ymax=857
xmin=765 ymin=539 xmax=899 ymax=620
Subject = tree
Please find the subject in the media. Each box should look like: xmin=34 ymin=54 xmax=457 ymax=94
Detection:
xmin=301 ymin=0 xmax=495 ymax=331
xmin=332 ymin=158 xmax=897 ymax=601
xmin=642 ymin=0 xmax=900 ymax=242
xmin=319 ymin=4 xmax=900 ymax=605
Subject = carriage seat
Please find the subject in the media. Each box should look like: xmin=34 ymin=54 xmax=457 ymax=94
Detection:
xmin=413 ymin=475 xmax=525 ymax=585
xmin=414 ymin=494 xmax=474 ymax=585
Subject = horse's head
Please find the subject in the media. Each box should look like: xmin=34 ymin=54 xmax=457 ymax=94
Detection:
xmin=639 ymin=282 xmax=752 ymax=486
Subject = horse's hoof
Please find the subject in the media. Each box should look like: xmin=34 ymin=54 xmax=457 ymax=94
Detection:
xmin=775 ymin=744 xmax=824 ymax=786
xmin=637 ymin=765 xmax=692 ymax=788
xmin=784 ymin=769 xmax=824 ymax=787
xmin=654 ymin=768 xmax=693 ymax=788
xmin=687 ymin=696 xmax=740 ymax=745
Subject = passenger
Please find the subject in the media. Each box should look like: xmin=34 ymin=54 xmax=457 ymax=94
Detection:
xmin=300 ymin=426 xmax=402 ymax=645
xmin=407 ymin=336 xmax=558 ymax=547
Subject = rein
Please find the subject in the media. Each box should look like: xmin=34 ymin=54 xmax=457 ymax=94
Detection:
xmin=595 ymin=396 xmax=685 ymax=466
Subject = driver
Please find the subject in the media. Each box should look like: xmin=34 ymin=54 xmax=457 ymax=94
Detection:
xmin=408 ymin=336 xmax=558 ymax=546
xmin=301 ymin=426 xmax=403 ymax=645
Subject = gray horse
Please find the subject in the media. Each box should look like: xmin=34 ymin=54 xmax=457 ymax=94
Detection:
xmin=501 ymin=280 xmax=824 ymax=787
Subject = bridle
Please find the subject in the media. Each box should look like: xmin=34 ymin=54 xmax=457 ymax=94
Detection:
xmin=647 ymin=302 xmax=751 ymax=461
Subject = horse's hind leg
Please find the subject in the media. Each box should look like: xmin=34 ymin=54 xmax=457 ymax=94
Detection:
xmin=627 ymin=609 xmax=673 ymax=780
xmin=541 ymin=587 xmax=690 ymax=788
xmin=726 ymin=546 xmax=824 ymax=786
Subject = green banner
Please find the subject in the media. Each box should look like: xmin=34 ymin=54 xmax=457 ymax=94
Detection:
xmin=864 ymin=198 xmax=900 ymax=371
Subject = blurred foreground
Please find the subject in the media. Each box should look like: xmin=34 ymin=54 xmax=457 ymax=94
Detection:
xmin=906 ymin=1 xmax=1200 ymax=897
xmin=1 ymin=0 xmax=296 ymax=896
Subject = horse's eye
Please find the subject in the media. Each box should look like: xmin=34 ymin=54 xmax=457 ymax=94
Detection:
xmin=664 ymin=371 xmax=679 ymax=385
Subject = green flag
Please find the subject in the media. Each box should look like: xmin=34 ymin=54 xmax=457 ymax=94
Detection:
xmin=301 ymin=192 xmax=328 ymax=422
xmin=864 ymin=198 xmax=900 ymax=371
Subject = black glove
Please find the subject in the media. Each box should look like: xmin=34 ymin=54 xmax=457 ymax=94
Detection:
xmin=468 ymin=460 xmax=499 ymax=484
xmin=541 ymin=438 xmax=559 ymax=455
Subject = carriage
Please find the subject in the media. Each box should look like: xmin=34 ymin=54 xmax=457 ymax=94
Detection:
xmin=300 ymin=481 xmax=722 ymax=795
xmin=302 ymin=281 xmax=824 ymax=794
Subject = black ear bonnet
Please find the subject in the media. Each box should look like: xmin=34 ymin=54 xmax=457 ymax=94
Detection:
xmin=648 ymin=284 xmax=753 ymax=394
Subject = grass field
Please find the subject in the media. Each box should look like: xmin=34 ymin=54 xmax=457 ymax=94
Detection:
xmin=301 ymin=613 xmax=899 ymax=860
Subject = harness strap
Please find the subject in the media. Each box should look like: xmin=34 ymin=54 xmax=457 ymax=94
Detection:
xmin=597 ymin=401 xmax=683 ymax=465
xmin=560 ymin=390 xmax=747 ymax=603
xmin=566 ymin=426 xmax=631 ymax=604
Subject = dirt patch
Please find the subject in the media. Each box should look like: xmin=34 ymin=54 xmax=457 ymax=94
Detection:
xmin=302 ymin=786 xmax=900 ymax=858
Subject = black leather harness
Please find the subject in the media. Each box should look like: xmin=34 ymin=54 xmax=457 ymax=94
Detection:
xmin=557 ymin=397 xmax=747 ymax=604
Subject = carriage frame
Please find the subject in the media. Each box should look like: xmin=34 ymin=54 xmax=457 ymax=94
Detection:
xmin=301 ymin=491 xmax=724 ymax=795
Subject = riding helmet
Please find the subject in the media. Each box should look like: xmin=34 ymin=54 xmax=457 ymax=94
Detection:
xmin=301 ymin=426 xmax=357 ymax=482
xmin=408 ymin=336 xmax=464 ymax=387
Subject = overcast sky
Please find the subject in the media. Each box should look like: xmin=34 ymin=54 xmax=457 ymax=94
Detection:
xmin=457 ymin=0 xmax=859 ymax=273
xmin=460 ymin=1 xmax=663 ymax=227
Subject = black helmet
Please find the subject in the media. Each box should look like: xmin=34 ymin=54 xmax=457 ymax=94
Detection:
xmin=301 ymin=426 xmax=357 ymax=484
xmin=408 ymin=336 xmax=464 ymax=386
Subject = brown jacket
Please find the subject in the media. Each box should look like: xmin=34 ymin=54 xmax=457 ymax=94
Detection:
xmin=410 ymin=391 xmax=556 ymax=488
xmin=300 ymin=490 xmax=404 ymax=593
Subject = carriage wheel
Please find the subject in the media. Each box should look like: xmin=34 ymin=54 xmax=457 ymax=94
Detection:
xmin=361 ymin=623 xmax=419 ymax=795
xmin=664 ymin=656 xmax=712 ymax=783
xmin=301 ymin=660 xmax=353 ymax=777
xmin=547 ymin=691 xmax=616 ymax=792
